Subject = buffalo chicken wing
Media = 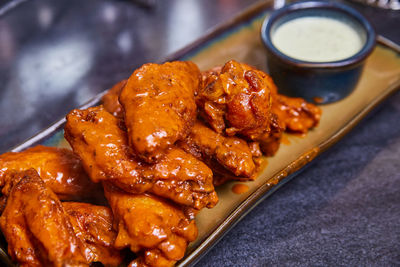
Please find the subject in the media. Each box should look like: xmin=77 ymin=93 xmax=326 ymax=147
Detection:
xmin=0 ymin=145 xmax=102 ymax=201
xmin=63 ymin=202 xmax=124 ymax=266
xmin=120 ymin=61 xmax=201 ymax=163
xmin=0 ymin=169 xmax=89 ymax=267
xmin=198 ymin=60 xmax=321 ymax=157
xmin=178 ymin=121 xmax=261 ymax=185
xmin=104 ymin=183 xmax=198 ymax=267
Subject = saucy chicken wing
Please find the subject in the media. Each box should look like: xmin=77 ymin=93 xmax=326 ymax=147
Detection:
xmin=65 ymin=106 xmax=217 ymax=210
xmin=114 ymin=146 xmax=218 ymax=210
xmin=198 ymin=60 xmax=321 ymax=156
xmin=65 ymin=106 xmax=142 ymax=184
xmin=63 ymin=202 xmax=124 ymax=266
xmin=178 ymin=121 xmax=261 ymax=185
xmin=120 ymin=61 xmax=201 ymax=163
xmin=101 ymin=79 xmax=127 ymax=119
xmin=271 ymin=93 xmax=322 ymax=134
xmin=197 ymin=60 xmax=276 ymax=141
xmin=0 ymin=169 xmax=88 ymax=267
xmin=0 ymin=169 xmax=123 ymax=266
xmin=104 ymin=182 xmax=198 ymax=267
xmin=0 ymin=145 xmax=102 ymax=201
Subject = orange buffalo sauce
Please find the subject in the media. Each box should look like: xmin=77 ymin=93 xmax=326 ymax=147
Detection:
xmin=232 ymin=184 xmax=250 ymax=194
xmin=281 ymin=134 xmax=291 ymax=145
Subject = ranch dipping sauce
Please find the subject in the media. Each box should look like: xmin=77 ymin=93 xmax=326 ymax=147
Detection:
xmin=272 ymin=16 xmax=364 ymax=62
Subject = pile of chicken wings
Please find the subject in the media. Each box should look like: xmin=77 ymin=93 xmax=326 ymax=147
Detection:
xmin=0 ymin=60 xmax=321 ymax=267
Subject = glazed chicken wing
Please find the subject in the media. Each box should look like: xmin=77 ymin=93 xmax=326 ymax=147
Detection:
xmin=65 ymin=106 xmax=217 ymax=210
xmin=271 ymin=93 xmax=322 ymax=134
xmin=65 ymin=106 xmax=142 ymax=184
xmin=198 ymin=60 xmax=321 ymax=156
xmin=119 ymin=61 xmax=201 ymax=163
xmin=63 ymin=202 xmax=124 ymax=266
xmin=101 ymin=79 xmax=127 ymax=119
xmin=178 ymin=121 xmax=261 ymax=185
xmin=114 ymin=146 xmax=218 ymax=210
xmin=0 ymin=169 xmax=123 ymax=267
xmin=197 ymin=60 xmax=276 ymax=141
xmin=0 ymin=169 xmax=88 ymax=267
xmin=104 ymin=182 xmax=198 ymax=267
xmin=0 ymin=145 xmax=102 ymax=201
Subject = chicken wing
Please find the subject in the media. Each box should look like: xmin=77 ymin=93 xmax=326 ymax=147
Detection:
xmin=114 ymin=146 xmax=218 ymax=210
xmin=65 ymin=106 xmax=217 ymax=210
xmin=119 ymin=61 xmax=201 ymax=163
xmin=256 ymin=113 xmax=285 ymax=157
xmin=0 ymin=145 xmax=102 ymax=201
xmin=65 ymin=106 xmax=142 ymax=184
xmin=198 ymin=60 xmax=321 ymax=156
xmin=178 ymin=121 xmax=261 ymax=185
xmin=101 ymin=79 xmax=127 ymax=119
xmin=0 ymin=169 xmax=88 ymax=267
xmin=63 ymin=202 xmax=124 ymax=266
xmin=271 ymin=93 xmax=321 ymax=134
xmin=197 ymin=60 xmax=276 ymax=141
xmin=104 ymin=182 xmax=198 ymax=267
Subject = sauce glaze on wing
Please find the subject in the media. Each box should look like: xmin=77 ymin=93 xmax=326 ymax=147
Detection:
xmin=104 ymin=182 xmax=198 ymax=267
xmin=0 ymin=169 xmax=88 ymax=267
xmin=178 ymin=121 xmax=261 ymax=185
xmin=120 ymin=61 xmax=201 ymax=163
xmin=0 ymin=145 xmax=102 ymax=201
xmin=63 ymin=202 xmax=124 ymax=266
xmin=65 ymin=106 xmax=218 ymax=210
xmin=101 ymin=79 xmax=127 ymax=119
xmin=197 ymin=60 xmax=276 ymax=141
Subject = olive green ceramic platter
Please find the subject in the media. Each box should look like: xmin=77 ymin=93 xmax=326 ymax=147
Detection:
xmin=3 ymin=1 xmax=400 ymax=266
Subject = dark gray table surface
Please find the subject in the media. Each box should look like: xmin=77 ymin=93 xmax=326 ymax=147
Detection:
xmin=0 ymin=0 xmax=399 ymax=266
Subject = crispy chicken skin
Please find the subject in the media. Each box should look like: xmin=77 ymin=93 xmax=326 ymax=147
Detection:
xmin=197 ymin=60 xmax=275 ymax=141
xmin=0 ymin=169 xmax=88 ymax=267
xmin=65 ymin=106 xmax=217 ymax=210
xmin=101 ymin=79 xmax=127 ymax=119
xmin=120 ymin=61 xmax=201 ymax=163
xmin=0 ymin=145 xmax=102 ymax=201
xmin=178 ymin=121 xmax=260 ymax=183
xmin=104 ymin=182 xmax=198 ymax=267
xmin=63 ymin=202 xmax=124 ymax=266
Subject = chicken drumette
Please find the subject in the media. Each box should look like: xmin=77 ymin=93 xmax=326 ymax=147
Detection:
xmin=120 ymin=61 xmax=201 ymax=163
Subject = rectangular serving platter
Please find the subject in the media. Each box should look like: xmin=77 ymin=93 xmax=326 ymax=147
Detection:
xmin=3 ymin=0 xmax=400 ymax=266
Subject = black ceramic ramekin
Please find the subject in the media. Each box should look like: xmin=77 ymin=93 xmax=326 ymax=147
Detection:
xmin=261 ymin=0 xmax=376 ymax=104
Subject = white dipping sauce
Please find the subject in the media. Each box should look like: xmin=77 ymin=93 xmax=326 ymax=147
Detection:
xmin=272 ymin=16 xmax=363 ymax=62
